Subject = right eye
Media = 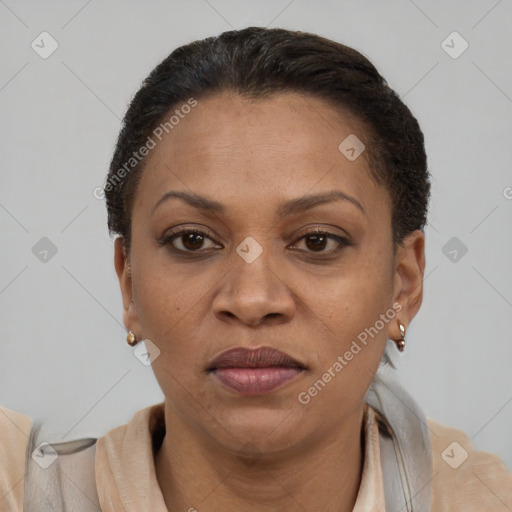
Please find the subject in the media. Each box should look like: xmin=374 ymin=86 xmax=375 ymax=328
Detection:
xmin=159 ymin=227 xmax=223 ymax=253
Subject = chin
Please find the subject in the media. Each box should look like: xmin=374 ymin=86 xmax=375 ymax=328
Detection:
xmin=211 ymin=407 xmax=305 ymax=456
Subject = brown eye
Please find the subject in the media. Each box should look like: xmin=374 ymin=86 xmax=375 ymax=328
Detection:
xmin=291 ymin=230 xmax=349 ymax=254
xmin=180 ymin=232 xmax=206 ymax=251
xmin=162 ymin=228 xmax=221 ymax=253
xmin=305 ymin=233 xmax=329 ymax=251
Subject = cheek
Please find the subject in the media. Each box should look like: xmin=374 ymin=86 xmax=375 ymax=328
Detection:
xmin=316 ymin=254 xmax=394 ymax=338
xmin=131 ymin=254 xmax=223 ymax=398
xmin=305 ymin=252 xmax=394 ymax=398
xmin=132 ymin=247 xmax=207 ymax=336
xmin=298 ymin=271 xmax=394 ymax=415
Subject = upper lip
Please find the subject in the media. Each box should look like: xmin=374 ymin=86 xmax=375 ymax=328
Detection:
xmin=207 ymin=346 xmax=307 ymax=371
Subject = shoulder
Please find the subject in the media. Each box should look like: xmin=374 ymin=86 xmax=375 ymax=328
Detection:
xmin=0 ymin=404 xmax=33 ymax=512
xmin=95 ymin=401 xmax=165 ymax=455
xmin=0 ymin=404 xmax=101 ymax=512
xmin=427 ymin=417 xmax=512 ymax=510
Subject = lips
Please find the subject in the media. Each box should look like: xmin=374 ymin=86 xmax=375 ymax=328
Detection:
xmin=207 ymin=346 xmax=306 ymax=396
xmin=207 ymin=346 xmax=306 ymax=370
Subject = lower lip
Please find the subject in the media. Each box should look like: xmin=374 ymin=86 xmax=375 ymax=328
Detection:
xmin=211 ymin=367 xmax=304 ymax=395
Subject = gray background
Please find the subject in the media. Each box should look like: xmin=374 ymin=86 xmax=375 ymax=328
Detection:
xmin=1 ymin=0 xmax=511 ymax=470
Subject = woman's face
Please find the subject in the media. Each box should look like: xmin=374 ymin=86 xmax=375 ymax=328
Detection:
xmin=115 ymin=91 xmax=425 ymax=455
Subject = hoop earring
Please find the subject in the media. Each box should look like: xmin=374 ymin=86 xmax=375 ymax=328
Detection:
xmin=395 ymin=320 xmax=406 ymax=352
xmin=126 ymin=330 xmax=138 ymax=347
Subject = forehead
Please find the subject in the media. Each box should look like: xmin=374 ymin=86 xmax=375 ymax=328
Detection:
xmin=135 ymin=91 xmax=389 ymax=223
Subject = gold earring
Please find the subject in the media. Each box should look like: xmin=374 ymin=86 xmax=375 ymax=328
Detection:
xmin=126 ymin=330 xmax=138 ymax=347
xmin=395 ymin=320 xmax=406 ymax=352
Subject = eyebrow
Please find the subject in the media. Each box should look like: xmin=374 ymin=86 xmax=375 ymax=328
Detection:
xmin=151 ymin=189 xmax=365 ymax=217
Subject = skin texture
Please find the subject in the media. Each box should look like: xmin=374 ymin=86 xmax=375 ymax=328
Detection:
xmin=114 ymin=91 xmax=426 ymax=512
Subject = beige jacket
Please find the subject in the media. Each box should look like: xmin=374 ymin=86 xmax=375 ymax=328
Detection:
xmin=1 ymin=402 xmax=511 ymax=511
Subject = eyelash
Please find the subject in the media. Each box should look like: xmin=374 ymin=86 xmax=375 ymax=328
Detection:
xmin=159 ymin=226 xmax=351 ymax=256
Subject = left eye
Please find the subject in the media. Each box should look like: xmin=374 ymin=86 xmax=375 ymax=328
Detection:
xmin=160 ymin=228 xmax=349 ymax=254
xmin=290 ymin=230 xmax=349 ymax=254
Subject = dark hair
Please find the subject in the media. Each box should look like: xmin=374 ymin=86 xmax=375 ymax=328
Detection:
xmin=105 ymin=26 xmax=430 ymax=253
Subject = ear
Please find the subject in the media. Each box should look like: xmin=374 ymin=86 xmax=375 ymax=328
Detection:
xmin=391 ymin=229 xmax=426 ymax=339
xmin=114 ymin=236 xmax=141 ymax=338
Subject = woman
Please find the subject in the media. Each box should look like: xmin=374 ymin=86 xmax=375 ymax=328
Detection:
xmin=1 ymin=26 xmax=511 ymax=512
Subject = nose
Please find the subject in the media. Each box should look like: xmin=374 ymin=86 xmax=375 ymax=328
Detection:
xmin=212 ymin=248 xmax=296 ymax=327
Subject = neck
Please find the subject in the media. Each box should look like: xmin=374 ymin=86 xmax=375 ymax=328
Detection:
xmin=155 ymin=402 xmax=366 ymax=512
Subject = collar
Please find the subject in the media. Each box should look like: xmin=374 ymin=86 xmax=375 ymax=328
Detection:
xmin=95 ymin=401 xmax=386 ymax=511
